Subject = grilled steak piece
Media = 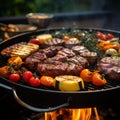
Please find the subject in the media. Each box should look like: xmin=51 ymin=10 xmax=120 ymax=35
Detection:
xmin=36 ymin=62 xmax=68 ymax=77
xmin=108 ymin=66 xmax=120 ymax=81
xmin=72 ymin=45 xmax=89 ymax=55
xmin=80 ymin=51 xmax=98 ymax=65
xmin=41 ymin=38 xmax=65 ymax=48
xmin=24 ymin=51 xmax=47 ymax=70
xmin=24 ymin=57 xmax=40 ymax=70
xmin=45 ymin=55 xmax=68 ymax=64
xmin=36 ymin=62 xmax=83 ymax=77
xmin=99 ymin=56 xmax=120 ymax=67
xmin=97 ymin=56 xmax=120 ymax=81
xmin=68 ymin=55 xmax=89 ymax=68
xmin=40 ymin=46 xmax=63 ymax=58
xmin=67 ymin=63 xmax=83 ymax=76
xmin=57 ymin=48 xmax=75 ymax=58
xmin=64 ymin=38 xmax=81 ymax=49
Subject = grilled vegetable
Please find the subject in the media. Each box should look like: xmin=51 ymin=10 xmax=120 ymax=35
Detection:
xmin=80 ymin=69 xmax=93 ymax=82
xmin=0 ymin=66 xmax=9 ymax=78
xmin=105 ymin=48 xmax=118 ymax=56
xmin=92 ymin=72 xmax=107 ymax=86
xmin=9 ymin=73 xmax=20 ymax=82
xmin=36 ymin=34 xmax=52 ymax=43
xmin=54 ymin=75 xmax=84 ymax=91
xmin=40 ymin=76 xmax=55 ymax=87
xmin=11 ymin=43 xmax=39 ymax=59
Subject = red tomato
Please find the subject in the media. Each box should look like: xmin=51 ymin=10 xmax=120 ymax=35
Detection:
xmin=96 ymin=32 xmax=106 ymax=40
xmin=106 ymin=33 xmax=114 ymax=40
xmin=29 ymin=77 xmax=41 ymax=87
xmin=22 ymin=71 xmax=33 ymax=82
xmin=9 ymin=73 xmax=20 ymax=82
xmin=29 ymin=38 xmax=41 ymax=45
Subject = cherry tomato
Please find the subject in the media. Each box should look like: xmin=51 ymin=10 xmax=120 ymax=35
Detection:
xmin=29 ymin=38 xmax=41 ymax=45
xmin=22 ymin=71 xmax=33 ymax=82
xmin=9 ymin=73 xmax=20 ymax=82
xmin=96 ymin=32 xmax=106 ymax=40
xmin=92 ymin=72 xmax=107 ymax=86
xmin=40 ymin=76 xmax=55 ymax=87
xmin=80 ymin=69 xmax=93 ymax=82
xmin=29 ymin=77 xmax=41 ymax=87
xmin=106 ymin=33 xmax=114 ymax=40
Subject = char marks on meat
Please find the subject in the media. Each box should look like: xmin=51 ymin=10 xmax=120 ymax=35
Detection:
xmin=72 ymin=45 xmax=89 ymax=55
xmin=67 ymin=63 xmax=83 ymax=76
xmin=25 ymin=52 xmax=47 ymax=70
xmin=108 ymin=67 xmax=120 ymax=82
xmin=36 ymin=62 xmax=68 ymax=77
xmin=68 ymin=55 xmax=89 ymax=68
xmin=57 ymin=48 xmax=75 ymax=58
xmin=41 ymin=38 xmax=65 ymax=48
xmin=97 ymin=56 xmax=120 ymax=81
xmin=80 ymin=51 xmax=98 ymax=65
xmin=24 ymin=38 xmax=99 ymax=77
xmin=64 ymin=39 xmax=81 ymax=49
xmin=45 ymin=55 xmax=68 ymax=64
xmin=100 ymin=56 xmax=120 ymax=67
xmin=40 ymin=46 xmax=63 ymax=57
xmin=36 ymin=62 xmax=83 ymax=77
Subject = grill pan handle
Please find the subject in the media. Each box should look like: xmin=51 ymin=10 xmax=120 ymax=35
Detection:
xmin=0 ymin=83 xmax=69 ymax=112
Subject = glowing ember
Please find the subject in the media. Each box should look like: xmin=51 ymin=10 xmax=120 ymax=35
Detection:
xmin=45 ymin=107 xmax=100 ymax=120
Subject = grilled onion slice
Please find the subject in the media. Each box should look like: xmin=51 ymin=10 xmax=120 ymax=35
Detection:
xmin=54 ymin=75 xmax=84 ymax=91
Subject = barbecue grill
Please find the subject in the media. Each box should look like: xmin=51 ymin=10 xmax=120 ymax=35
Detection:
xmin=0 ymin=27 xmax=119 ymax=113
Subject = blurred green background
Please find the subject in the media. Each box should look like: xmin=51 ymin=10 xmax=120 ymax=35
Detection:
xmin=0 ymin=0 xmax=92 ymax=17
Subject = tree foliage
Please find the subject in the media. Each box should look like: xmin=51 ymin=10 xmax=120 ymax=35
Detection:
xmin=0 ymin=0 xmax=92 ymax=17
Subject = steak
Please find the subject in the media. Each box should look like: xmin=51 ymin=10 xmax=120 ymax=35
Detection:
xmin=41 ymin=38 xmax=65 ymax=48
xmin=36 ymin=62 xmax=83 ymax=77
xmin=36 ymin=62 xmax=68 ymax=77
xmin=68 ymin=55 xmax=89 ymax=68
xmin=57 ymin=48 xmax=75 ymax=58
xmin=72 ymin=45 xmax=89 ymax=55
xmin=80 ymin=51 xmax=98 ymax=65
xmin=97 ymin=56 xmax=120 ymax=81
xmin=40 ymin=46 xmax=63 ymax=57
xmin=64 ymin=38 xmax=81 ymax=49
xmin=24 ymin=41 xmax=98 ymax=77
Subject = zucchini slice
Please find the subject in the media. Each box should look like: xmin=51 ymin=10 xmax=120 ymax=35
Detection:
xmin=54 ymin=75 xmax=84 ymax=91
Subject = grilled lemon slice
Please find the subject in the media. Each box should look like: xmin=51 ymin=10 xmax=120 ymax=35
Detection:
xmin=54 ymin=75 xmax=84 ymax=91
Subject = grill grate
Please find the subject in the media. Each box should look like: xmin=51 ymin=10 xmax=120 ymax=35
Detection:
xmin=0 ymin=54 xmax=120 ymax=93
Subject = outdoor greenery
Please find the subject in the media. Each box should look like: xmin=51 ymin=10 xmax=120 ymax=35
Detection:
xmin=0 ymin=0 xmax=92 ymax=17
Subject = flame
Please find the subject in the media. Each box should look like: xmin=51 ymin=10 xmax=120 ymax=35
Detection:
xmin=45 ymin=107 xmax=100 ymax=120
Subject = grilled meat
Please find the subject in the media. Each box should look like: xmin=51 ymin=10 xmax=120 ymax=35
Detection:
xmin=72 ymin=45 xmax=89 ymax=55
xmin=44 ymin=55 xmax=68 ymax=64
xmin=97 ymin=56 xmax=120 ymax=81
xmin=68 ymin=55 xmax=89 ymax=68
xmin=41 ymin=38 xmax=65 ymax=48
xmin=57 ymin=48 xmax=75 ymax=58
xmin=40 ymin=46 xmax=63 ymax=57
xmin=36 ymin=62 xmax=83 ymax=77
xmin=64 ymin=38 xmax=81 ymax=49
xmin=36 ymin=62 xmax=68 ymax=77
xmin=108 ymin=66 xmax=120 ymax=81
xmin=80 ymin=51 xmax=98 ymax=65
